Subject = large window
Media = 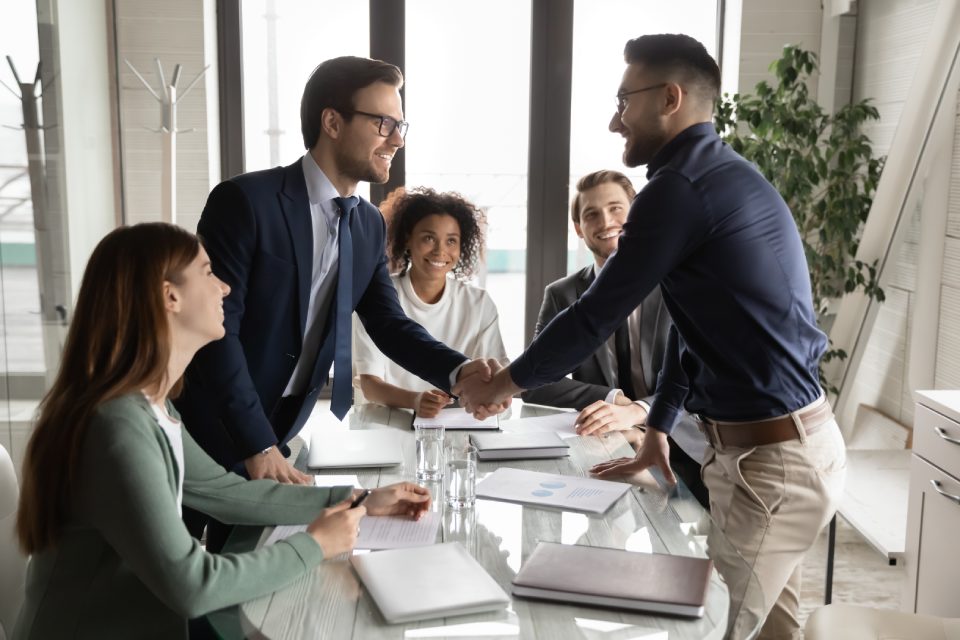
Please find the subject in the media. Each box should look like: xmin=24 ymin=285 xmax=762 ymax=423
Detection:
xmin=241 ymin=0 xmax=370 ymax=200
xmin=568 ymin=1 xmax=719 ymax=271
xmin=405 ymin=0 xmax=532 ymax=357
xmin=0 ymin=1 xmax=43 ymax=468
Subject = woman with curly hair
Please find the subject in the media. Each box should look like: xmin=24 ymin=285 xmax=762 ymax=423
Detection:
xmin=353 ymin=187 xmax=507 ymax=417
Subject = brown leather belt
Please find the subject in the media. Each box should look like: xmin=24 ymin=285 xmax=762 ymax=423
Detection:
xmin=698 ymin=398 xmax=834 ymax=449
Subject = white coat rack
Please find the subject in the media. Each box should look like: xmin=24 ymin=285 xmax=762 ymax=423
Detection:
xmin=124 ymin=58 xmax=209 ymax=224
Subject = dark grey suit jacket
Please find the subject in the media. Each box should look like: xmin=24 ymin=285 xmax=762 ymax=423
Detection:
xmin=521 ymin=264 xmax=706 ymax=464
xmin=521 ymin=265 xmax=670 ymax=410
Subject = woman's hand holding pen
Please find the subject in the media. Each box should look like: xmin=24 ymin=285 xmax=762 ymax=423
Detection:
xmin=307 ymin=498 xmax=366 ymax=557
xmin=363 ymin=482 xmax=432 ymax=520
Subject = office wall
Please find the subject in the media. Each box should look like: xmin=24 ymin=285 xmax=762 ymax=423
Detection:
xmin=844 ymin=0 xmax=942 ymax=427
xmin=113 ymin=0 xmax=219 ymax=232
xmin=736 ymin=0 xmax=823 ymax=97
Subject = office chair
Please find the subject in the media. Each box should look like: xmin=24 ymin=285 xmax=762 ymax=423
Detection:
xmin=805 ymin=604 xmax=960 ymax=640
xmin=0 ymin=444 xmax=26 ymax=640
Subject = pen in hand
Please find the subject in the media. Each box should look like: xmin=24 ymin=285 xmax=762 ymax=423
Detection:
xmin=350 ymin=489 xmax=371 ymax=509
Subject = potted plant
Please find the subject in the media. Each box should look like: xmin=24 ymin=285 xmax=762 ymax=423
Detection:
xmin=714 ymin=45 xmax=886 ymax=392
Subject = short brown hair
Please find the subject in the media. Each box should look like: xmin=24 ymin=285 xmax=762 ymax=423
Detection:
xmin=570 ymin=170 xmax=636 ymax=224
xmin=300 ymin=56 xmax=403 ymax=149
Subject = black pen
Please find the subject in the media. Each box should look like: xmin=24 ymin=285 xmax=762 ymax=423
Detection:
xmin=350 ymin=489 xmax=371 ymax=509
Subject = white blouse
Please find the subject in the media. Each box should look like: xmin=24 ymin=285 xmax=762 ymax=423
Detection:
xmin=149 ymin=401 xmax=185 ymax=516
xmin=353 ymin=274 xmax=508 ymax=398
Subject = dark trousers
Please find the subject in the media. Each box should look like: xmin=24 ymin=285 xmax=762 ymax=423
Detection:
xmin=668 ymin=436 xmax=710 ymax=509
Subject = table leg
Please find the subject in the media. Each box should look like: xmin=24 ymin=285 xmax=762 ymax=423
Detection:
xmin=825 ymin=514 xmax=837 ymax=604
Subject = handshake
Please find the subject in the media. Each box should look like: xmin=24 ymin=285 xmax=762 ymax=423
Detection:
xmin=453 ymin=358 xmax=522 ymax=419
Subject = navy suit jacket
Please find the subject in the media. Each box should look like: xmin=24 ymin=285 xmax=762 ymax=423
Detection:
xmin=176 ymin=160 xmax=467 ymax=469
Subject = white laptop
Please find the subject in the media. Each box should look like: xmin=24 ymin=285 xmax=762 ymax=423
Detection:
xmin=350 ymin=542 xmax=510 ymax=623
xmin=307 ymin=428 xmax=403 ymax=469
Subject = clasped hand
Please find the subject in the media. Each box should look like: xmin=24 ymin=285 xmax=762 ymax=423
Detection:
xmin=452 ymin=358 xmax=516 ymax=419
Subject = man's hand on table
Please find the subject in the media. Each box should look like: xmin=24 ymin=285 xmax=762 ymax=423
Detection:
xmin=244 ymin=446 xmax=313 ymax=484
xmin=590 ymin=426 xmax=676 ymax=484
xmin=361 ymin=482 xmax=432 ymax=520
xmin=575 ymin=394 xmax=648 ymax=436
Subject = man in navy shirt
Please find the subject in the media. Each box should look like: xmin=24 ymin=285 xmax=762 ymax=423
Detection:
xmin=457 ymin=35 xmax=845 ymax=639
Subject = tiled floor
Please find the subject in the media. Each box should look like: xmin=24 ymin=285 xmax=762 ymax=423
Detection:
xmin=798 ymin=516 xmax=905 ymax=631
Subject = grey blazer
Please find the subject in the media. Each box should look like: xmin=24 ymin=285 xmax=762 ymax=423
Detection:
xmin=521 ymin=265 xmax=670 ymax=410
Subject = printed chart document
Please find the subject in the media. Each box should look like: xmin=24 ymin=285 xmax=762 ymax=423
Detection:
xmin=476 ymin=467 xmax=630 ymax=514
xmin=262 ymin=512 xmax=440 ymax=550
xmin=499 ymin=412 xmax=579 ymax=439
xmin=512 ymin=542 xmax=713 ymax=618
xmin=351 ymin=542 xmax=510 ymax=623
xmin=413 ymin=407 xmax=499 ymax=430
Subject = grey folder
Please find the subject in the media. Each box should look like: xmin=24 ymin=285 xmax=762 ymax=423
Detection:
xmin=350 ymin=542 xmax=510 ymax=623
xmin=470 ymin=431 xmax=570 ymax=460
xmin=512 ymin=542 xmax=713 ymax=618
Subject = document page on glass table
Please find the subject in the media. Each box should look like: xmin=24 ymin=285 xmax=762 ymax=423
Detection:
xmin=476 ymin=467 xmax=630 ymax=514
xmin=262 ymin=511 xmax=441 ymax=550
xmin=499 ymin=412 xmax=579 ymax=439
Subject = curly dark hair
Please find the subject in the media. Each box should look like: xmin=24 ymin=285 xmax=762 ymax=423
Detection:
xmin=382 ymin=187 xmax=486 ymax=279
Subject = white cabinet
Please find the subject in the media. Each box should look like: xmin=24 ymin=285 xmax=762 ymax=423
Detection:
xmin=904 ymin=391 xmax=960 ymax=615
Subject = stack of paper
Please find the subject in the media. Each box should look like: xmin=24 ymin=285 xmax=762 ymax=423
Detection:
xmin=512 ymin=542 xmax=713 ymax=618
xmin=499 ymin=412 xmax=579 ymax=439
xmin=351 ymin=542 xmax=510 ymax=623
xmin=469 ymin=431 xmax=570 ymax=460
xmin=413 ymin=407 xmax=499 ymax=430
xmin=476 ymin=467 xmax=629 ymax=514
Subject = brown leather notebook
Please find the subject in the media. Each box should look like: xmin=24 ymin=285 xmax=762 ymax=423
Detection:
xmin=512 ymin=542 xmax=713 ymax=618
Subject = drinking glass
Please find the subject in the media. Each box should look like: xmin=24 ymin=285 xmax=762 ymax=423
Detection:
xmin=415 ymin=424 xmax=445 ymax=481
xmin=444 ymin=443 xmax=477 ymax=510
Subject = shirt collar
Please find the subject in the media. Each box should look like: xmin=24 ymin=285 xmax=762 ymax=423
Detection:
xmin=302 ymin=152 xmax=351 ymax=206
xmin=645 ymin=121 xmax=718 ymax=179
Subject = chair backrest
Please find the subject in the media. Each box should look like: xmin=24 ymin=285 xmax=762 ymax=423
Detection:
xmin=0 ymin=444 xmax=26 ymax=639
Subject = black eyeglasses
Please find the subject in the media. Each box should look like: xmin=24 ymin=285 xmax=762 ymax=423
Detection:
xmin=344 ymin=109 xmax=409 ymax=140
xmin=615 ymin=83 xmax=667 ymax=114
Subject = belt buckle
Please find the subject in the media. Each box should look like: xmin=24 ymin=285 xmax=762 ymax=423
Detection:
xmin=695 ymin=415 xmax=724 ymax=448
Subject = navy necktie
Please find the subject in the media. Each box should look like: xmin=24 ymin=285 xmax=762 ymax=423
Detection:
xmin=331 ymin=196 xmax=358 ymax=419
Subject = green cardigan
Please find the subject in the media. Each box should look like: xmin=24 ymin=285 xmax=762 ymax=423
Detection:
xmin=14 ymin=394 xmax=352 ymax=639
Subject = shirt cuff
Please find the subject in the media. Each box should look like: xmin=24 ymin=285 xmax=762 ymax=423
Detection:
xmin=646 ymin=400 xmax=681 ymax=434
xmin=604 ymin=388 xmax=622 ymax=404
xmin=449 ymin=359 xmax=471 ymax=389
xmin=634 ymin=399 xmax=651 ymax=414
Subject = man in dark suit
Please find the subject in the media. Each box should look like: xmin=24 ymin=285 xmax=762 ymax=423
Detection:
xmin=175 ymin=56 xmax=497 ymax=492
xmin=521 ymin=170 xmax=707 ymax=506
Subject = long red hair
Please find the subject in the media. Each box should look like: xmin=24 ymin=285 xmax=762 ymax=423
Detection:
xmin=16 ymin=223 xmax=200 ymax=553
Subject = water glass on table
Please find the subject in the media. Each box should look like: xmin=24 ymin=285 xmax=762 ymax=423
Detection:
xmin=415 ymin=424 xmax=445 ymax=481
xmin=444 ymin=443 xmax=477 ymax=510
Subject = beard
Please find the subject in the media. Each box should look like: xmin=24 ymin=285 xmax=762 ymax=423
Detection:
xmin=622 ymin=121 xmax=668 ymax=168
xmin=335 ymin=145 xmax=390 ymax=185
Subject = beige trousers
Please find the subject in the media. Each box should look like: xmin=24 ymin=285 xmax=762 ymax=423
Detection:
xmin=702 ymin=415 xmax=847 ymax=640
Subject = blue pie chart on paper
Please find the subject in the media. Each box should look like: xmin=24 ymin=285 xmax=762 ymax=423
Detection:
xmin=532 ymin=489 xmax=553 ymax=497
xmin=539 ymin=481 xmax=566 ymax=489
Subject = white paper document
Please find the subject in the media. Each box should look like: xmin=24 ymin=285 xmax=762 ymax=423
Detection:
xmin=313 ymin=474 xmax=361 ymax=488
xmin=499 ymin=412 xmax=579 ymax=439
xmin=356 ymin=511 xmax=440 ymax=549
xmin=262 ymin=511 xmax=440 ymax=550
xmin=413 ymin=407 xmax=499 ymax=430
xmin=476 ymin=467 xmax=630 ymax=514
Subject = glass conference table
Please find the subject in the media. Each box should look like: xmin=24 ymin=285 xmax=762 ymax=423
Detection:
xmin=207 ymin=400 xmax=763 ymax=639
